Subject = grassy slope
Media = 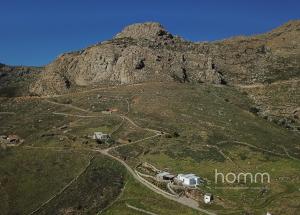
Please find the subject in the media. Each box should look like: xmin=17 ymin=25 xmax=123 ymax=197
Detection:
xmin=103 ymin=176 xmax=200 ymax=215
xmin=0 ymin=82 xmax=299 ymax=214
xmin=104 ymin=83 xmax=300 ymax=214
xmin=0 ymin=148 xmax=91 ymax=214
xmin=0 ymin=88 xmax=203 ymax=215
xmin=39 ymin=155 xmax=126 ymax=215
xmin=238 ymin=79 xmax=300 ymax=128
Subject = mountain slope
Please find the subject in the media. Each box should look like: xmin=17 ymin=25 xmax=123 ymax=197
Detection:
xmin=0 ymin=63 xmax=42 ymax=97
xmin=29 ymin=22 xmax=224 ymax=95
xmin=29 ymin=20 xmax=300 ymax=96
xmin=206 ymin=20 xmax=300 ymax=84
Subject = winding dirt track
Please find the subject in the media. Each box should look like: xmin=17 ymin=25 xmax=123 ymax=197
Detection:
xmin=34 ymin=98 xmax=216 ymax=215
xmin=9 ymin=82 xmax=299 ymax=214
xmin=21 ymin=92 xmax=297 ymax=214
xmin=125 ymin=203 xmax=158 ymax=215
xmin=28 ymin=156 xmax=94 ymax=215
xmin=93 ymin=148 xmax=216 ymax=215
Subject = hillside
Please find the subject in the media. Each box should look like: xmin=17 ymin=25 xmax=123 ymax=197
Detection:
xmin=26 ymin=20 xmax=300 ymax=130
xmin=0 ymin=20 xmax=299 ymax=215
xmin=1 ymin=82 xmax=300 ymax=214
xmin=29 ymin=21 xmax=300 ymax=95
xmin=0 ymin=63 xmax=42 ymax=97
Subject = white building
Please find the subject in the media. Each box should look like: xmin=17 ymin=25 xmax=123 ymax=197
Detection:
xmin=204 ymin=193 xmax=213 ymax=204
xmin=92 ymin=132 xmax=110 ymax=143
xmin=177 ymin=173 xmax=201 ymax=186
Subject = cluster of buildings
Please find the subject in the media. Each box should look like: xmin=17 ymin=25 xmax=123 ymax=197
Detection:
xmin=157 ymin=172 xmax=203 ymax=186
xmin=155 ymin=171 xmax=213 ymax=204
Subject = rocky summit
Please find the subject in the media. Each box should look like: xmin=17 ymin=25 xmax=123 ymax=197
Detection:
xmin=114 ymin=22 xmax=173 ymax=41
xmin=29 ymin=21 xmax=300 ymax=96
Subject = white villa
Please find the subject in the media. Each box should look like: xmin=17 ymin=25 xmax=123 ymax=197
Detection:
xmin=177 ymin=173 xmax=201 ymax=186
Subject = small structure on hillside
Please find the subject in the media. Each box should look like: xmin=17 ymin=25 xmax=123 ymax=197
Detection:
xmin=101 ymin=108 xmax=118 ymax=115
xmin=101 ymin=110 xmax=112 ymax=115
xmin=92 ymin=132 xmax=110 ymax=143
xmin=156 ymin=172 xmax=176 ymax=181
xmin=177 ymin=173 xmax=202 ymax=186
xmin=0 ymin=135 xmax=23 ymax=145
xmin=204 ymin=193 xmax=213 ymax=204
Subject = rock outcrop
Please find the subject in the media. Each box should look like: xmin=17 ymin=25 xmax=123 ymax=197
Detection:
xmin=115 ymin=22 xmax=173 ymax=41
xmin=201 ymin=20 xmax=300 ymax=85
xmin=29 ymin=20 xmax=300 ymax=95
xmin=0 ymin=64 xmax=41 ymax=97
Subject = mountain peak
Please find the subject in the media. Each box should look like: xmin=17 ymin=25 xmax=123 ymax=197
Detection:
xmin=29 ymin=20 xmax=300 ymax=96
xmin=115 ymin=22 xmax=173 ymax=40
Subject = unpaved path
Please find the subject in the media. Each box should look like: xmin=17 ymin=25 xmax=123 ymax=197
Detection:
xmin=106 ymin=134 xmax=161 ymax=152
xmin=119 ymin=115 xmax=163 ymax=134
xmin=126 ymin=203 xmax=159 ymax=215
xmin=235 ymin=79 xmax=300 ymax=89
xmin=44 ymin=99 xmax=91 ymax=113
xmin=98 ymin=181 xmax=128 ymax=214
xmin=30 ymin=96 xmax=215 ymax=214
xmin=0 ymin=112 xmax=16 ymax=115
xmin=52 ymin=112 xmax=100 ymax=118
xmin=206 ymin=144 xmax=245 ymax=172
xmin=23 ymin=144 xmax=215 ymax=214
xmin=93 ymin=148 xmax=216 ymax=215
xmin=280 ymin=145 xmax=299 ymax=160
xmin=232 ymin=140 xmax=286 ymax=157
xmin=28 ymin=156 xmax=94 ymax=215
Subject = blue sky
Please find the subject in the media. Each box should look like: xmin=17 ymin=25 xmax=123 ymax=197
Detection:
xmin=0 ymin=0 xmax=299 ymax=66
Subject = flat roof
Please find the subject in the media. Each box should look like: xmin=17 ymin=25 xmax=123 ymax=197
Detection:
xmin=180 ymin=173 xmax=200 ymax=179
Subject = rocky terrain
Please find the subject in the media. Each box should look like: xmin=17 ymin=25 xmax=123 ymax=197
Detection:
xmin=203 ymin=20 xmax=300 ymax=84
xmin=2 ymin=21 xmax=299 ymax=129
xmin=24 ymin=20 xmax=300 ymax=130
xmin=28 ymin=21 xmax=299 ymax=96
xmin=0 ymin=63 xmax=41 ymax=97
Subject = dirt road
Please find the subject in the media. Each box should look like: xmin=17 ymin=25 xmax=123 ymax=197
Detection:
xmin=35 ymin=97 xmax=216 ymax=214
xmin=93 ymin=148 xmax=216 ymax=215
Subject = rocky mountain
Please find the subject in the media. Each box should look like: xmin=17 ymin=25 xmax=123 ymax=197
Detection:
xmin=29 ymin=20 xmax=300 ymax=96
xmin=29 ymin=22 xmax=223 ymax=95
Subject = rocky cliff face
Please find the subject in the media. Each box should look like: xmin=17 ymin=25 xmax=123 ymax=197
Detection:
xmin=29 ymin=21 xmax=300 ymax=95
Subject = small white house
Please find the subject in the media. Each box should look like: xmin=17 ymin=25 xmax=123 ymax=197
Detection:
xmin=92 ymin=132 xmax=110 ymax=143
xmin=177 ymin=173 xmax=201 ymax=186
xmin=204 ymin=193 xmax=213 ymax=204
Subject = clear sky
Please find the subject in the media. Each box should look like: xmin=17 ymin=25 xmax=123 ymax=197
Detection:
xmin=0 ymin=0 xmax=299 ymax=66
